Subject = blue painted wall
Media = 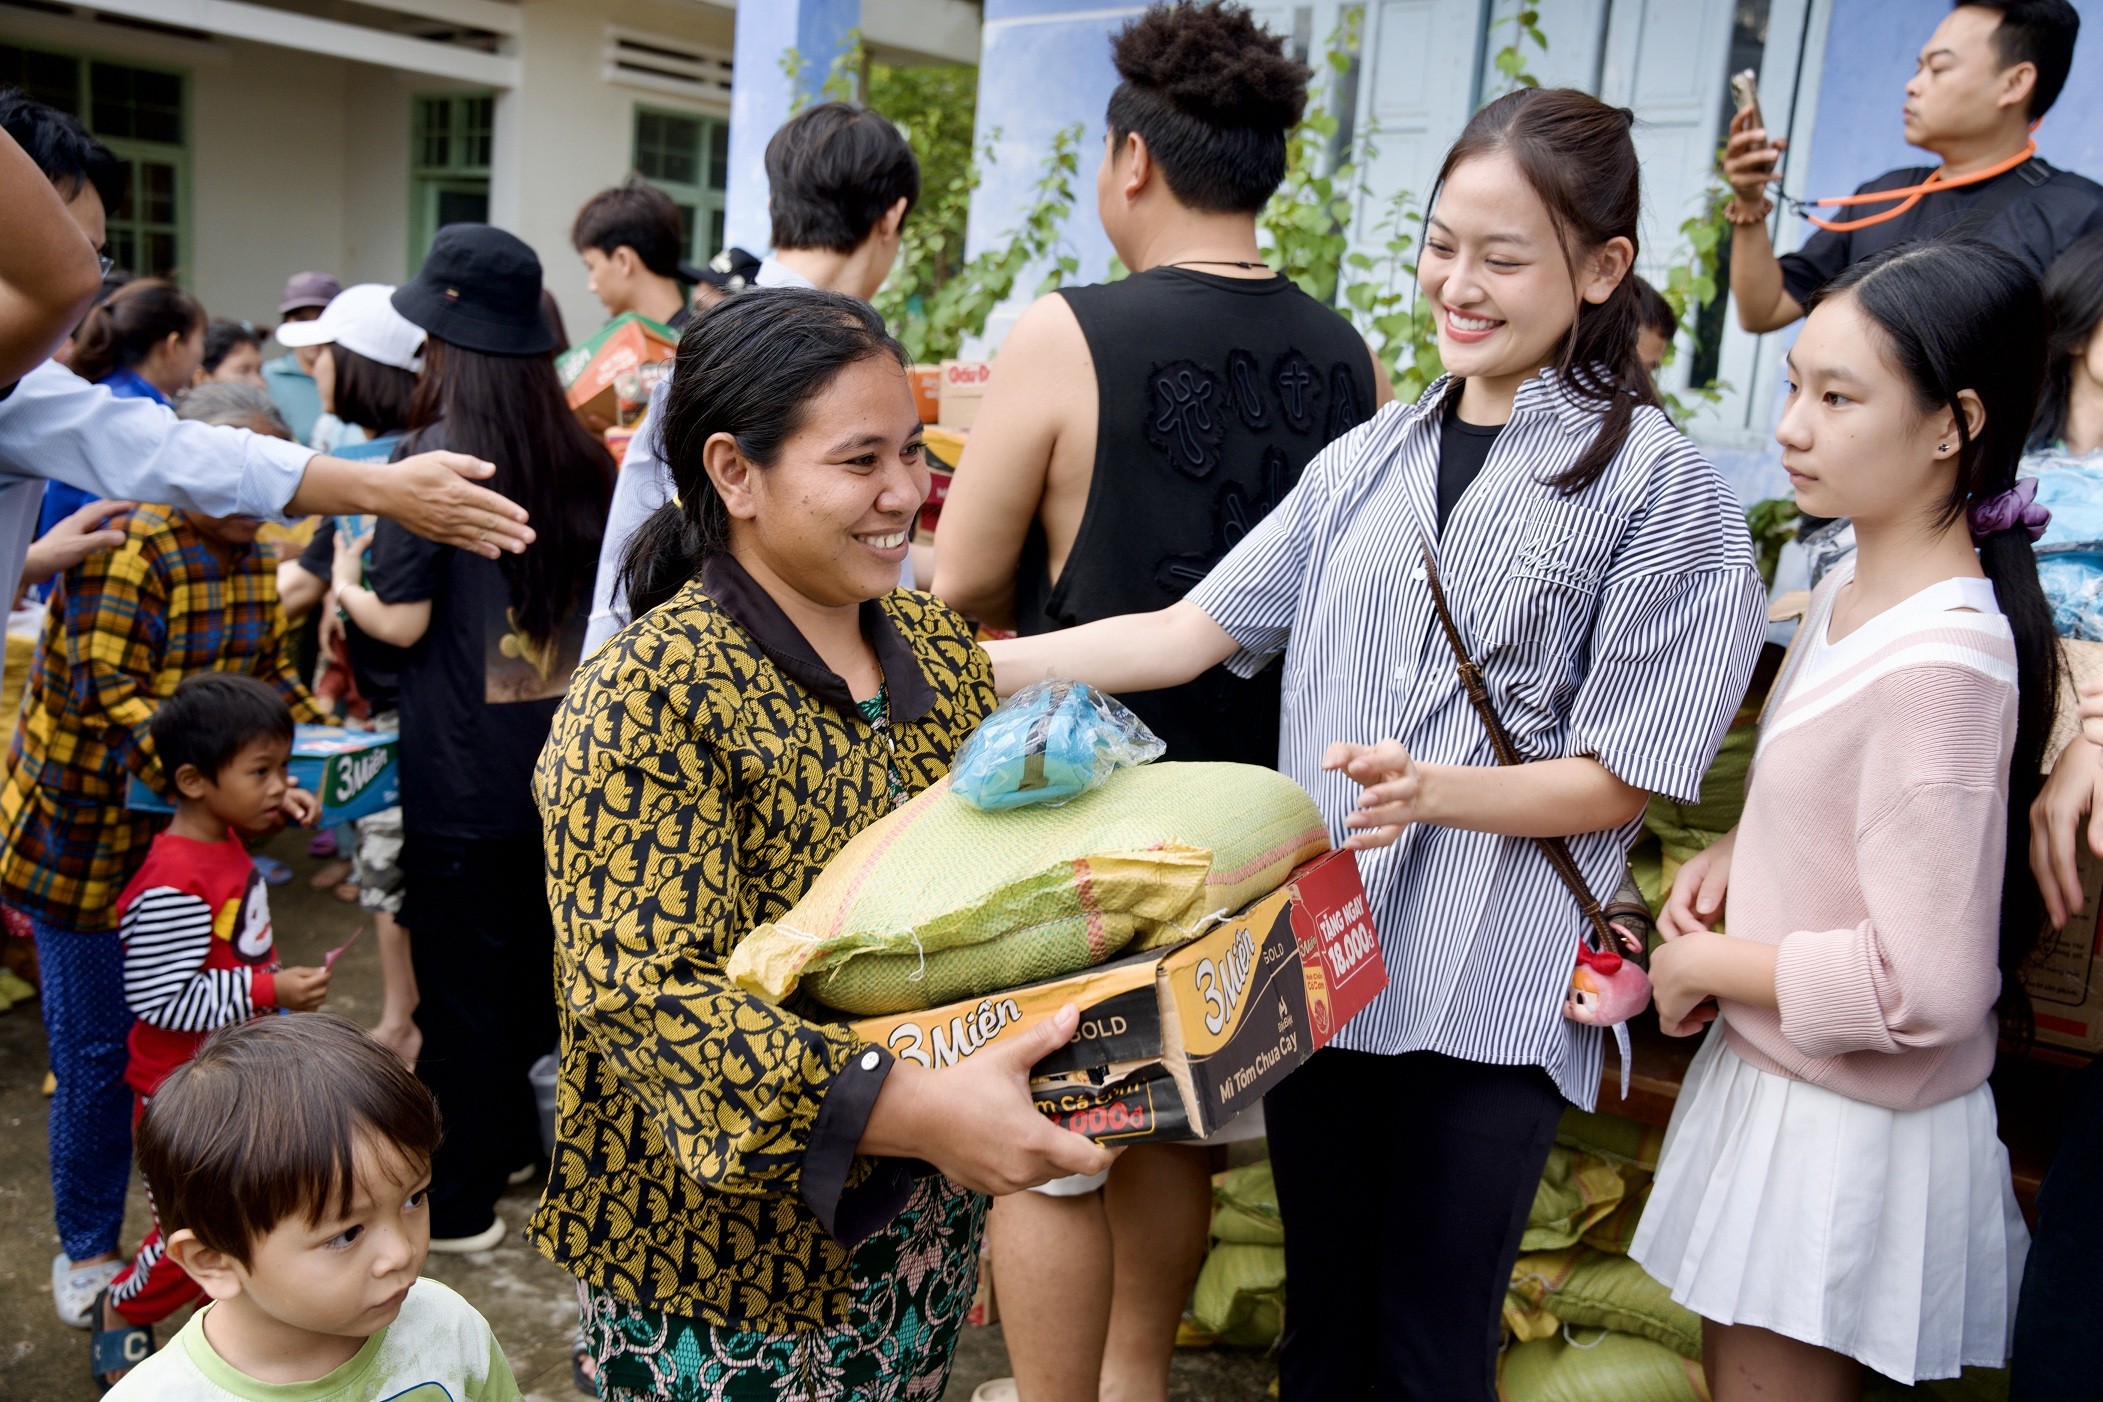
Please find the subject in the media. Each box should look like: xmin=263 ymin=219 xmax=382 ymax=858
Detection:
xmin=725 ymin=0 xmax=861 ymax=255
xmin=963 ymin=1 xmax=1147 ymax=313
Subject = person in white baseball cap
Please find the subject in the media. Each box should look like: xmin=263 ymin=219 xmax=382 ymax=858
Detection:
xmin=274 ymin=283 xmax=424 ymax=451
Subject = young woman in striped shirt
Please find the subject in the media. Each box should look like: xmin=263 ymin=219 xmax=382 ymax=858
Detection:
xmin=984 ymin=87 xmax=1765 ymax=1400
xmin=1636 ymin=241 xmax=2052 ymax=1398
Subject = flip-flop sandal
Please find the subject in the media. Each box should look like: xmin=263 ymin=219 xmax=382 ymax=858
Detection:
xmin=89 ymin=1289 xmax=153 ymax=1393
xmin=572 ymin=1338 xmax=600 ymax=1397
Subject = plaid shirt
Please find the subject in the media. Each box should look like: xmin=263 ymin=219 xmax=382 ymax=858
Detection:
xmin=0 ymin=505 xmax=324 ymax=932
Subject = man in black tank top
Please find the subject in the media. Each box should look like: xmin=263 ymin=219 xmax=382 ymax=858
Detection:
xmin=932 ymin=8 xmax=1387 ymax=1400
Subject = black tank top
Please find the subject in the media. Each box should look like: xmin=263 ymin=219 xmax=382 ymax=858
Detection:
xmin=1018 ymin=266 xmax=1377 ymax=766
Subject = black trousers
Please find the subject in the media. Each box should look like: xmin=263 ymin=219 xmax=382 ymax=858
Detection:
xmin=1265 ymin=1047 xmax=1566 ymax=1402
xmin=401 ymin=833 xmax=559 ymax=1239
xmin=2010 ymin=1056 xmax=2103 ymax=1401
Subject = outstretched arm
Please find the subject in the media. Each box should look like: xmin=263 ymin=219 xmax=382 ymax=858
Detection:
xmin=982 ymin=600 xmax=1238 ymax=698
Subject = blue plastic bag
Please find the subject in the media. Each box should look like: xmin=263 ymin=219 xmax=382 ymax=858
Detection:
xmin=2040 ymin=548 xmax=2103 ymax=641
xmin=951 ymin=681 xmax=1165 ymax=810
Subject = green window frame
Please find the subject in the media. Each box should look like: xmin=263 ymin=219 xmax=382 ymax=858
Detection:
xmin=0 ymin=43 xmax=190 ymax=280
xmin=410 ymin=92 xmax=494 ymax=271
xmin=632 ymin=106 xmax=729 ymax=265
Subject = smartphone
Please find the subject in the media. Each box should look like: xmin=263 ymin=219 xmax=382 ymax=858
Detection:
xmin=1730 ymin=69 xmax=1763 ymax=129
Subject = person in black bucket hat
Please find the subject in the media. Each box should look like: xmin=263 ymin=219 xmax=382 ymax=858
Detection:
xmin=339 ymin=223 xmax=610 ymax=1255
xmin=391 ymin=223 xmax=556 ymax=357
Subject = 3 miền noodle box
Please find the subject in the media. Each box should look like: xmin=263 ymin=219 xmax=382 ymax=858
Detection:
xmin=128 ymin=724 xmax=398 ymax=827
xmin=847 ymin=849 xmax=1386 ymax=1143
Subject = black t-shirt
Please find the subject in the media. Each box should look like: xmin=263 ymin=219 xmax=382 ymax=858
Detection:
xmin=1778 ymin=159 xmax=2103 ymax=306
xmin=297 ymin=520 xmax=405 ymax=714
xmin=1437 ymin=396 xmax=1504 ymax=529
xmin=366 ymin=423 xmax=594 ymax=840
xmin=1025 ymin=266 xmax=1378 ymax=770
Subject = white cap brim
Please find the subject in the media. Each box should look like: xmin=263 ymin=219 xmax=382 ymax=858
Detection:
xmin=274 ymin=319 xmax=332 ymax=348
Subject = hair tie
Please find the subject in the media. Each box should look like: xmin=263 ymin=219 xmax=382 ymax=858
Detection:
xmin=1968 ymin=477 xmax=2050 ymax=543
xmin=671 ymin=492 xmax=683 ymax=510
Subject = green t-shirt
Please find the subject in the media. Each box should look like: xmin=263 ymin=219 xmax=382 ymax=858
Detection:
xmin=106 ymin=1278 xmax=520 ymax=1401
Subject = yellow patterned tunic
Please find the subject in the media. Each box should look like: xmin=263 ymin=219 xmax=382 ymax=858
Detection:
xmin=529 ymin=554 xmax=994 ymax=1330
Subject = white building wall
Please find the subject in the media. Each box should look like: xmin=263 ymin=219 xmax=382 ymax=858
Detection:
xmin=188 ymin=42 xmax=352 ymax=327
xmin=509 ymin=0 xmax=736 ymax=342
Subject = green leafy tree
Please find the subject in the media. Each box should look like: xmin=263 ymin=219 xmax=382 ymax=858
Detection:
xmin=877 ymin=122 xmax=1085 ymax=362
xmin=776 ymin=37 xmax=1083 ymax=362
xmin=1488 ymin=4 xmax=1547 ymax=96
xmin=867 ymin=60 xmax=981 ymax=315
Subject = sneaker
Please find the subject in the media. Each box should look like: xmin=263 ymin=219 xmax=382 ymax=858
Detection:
xmin=970 ymin=1382 xmax=1019 ymax=1402
xmin=426 ymin=1217 xmax=506 ymax=1254
xmin=52 ymin=1254 xmax=120 ymax=1329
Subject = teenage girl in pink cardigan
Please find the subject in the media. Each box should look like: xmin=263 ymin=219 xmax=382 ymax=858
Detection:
xmin=1634 ymin=238 xmax=2057 ymax=1400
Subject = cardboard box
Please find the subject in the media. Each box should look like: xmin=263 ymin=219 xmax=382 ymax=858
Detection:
xmin=849 ymin=849 xmax=1386 ymax=1142
xmin=909 ymin=365 xmax=942 ymax=424
xmin=917 ymin=426 xmax=967 ymax=547
xmin=2024 ymin=637 xmax=2103 ymax=1053
xmin=128 ymin=724 xmax=399 ymax=827
xmin=2024 ymin=843 xmax=2103 ymax=1053
xmin=938 ymin=359 xmax=991 ymax=429
xmin=557 ymin=312 xmax=677 ymax=429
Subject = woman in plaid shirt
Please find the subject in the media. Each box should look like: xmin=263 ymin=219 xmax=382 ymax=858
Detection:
xmin=0 ymin=388 xmax=327 ymax=1327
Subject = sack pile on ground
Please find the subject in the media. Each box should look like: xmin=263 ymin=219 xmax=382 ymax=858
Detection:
xmin=1499 ymin=1109 xmax=1706 ymax=1402
xmin=1189 ymin=1160 xmax=1285 ymax=1348
xmin=726 ymin=761 xmax=1330 ymax=1014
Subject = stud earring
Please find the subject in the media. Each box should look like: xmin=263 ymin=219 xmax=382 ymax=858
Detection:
xmin=1938 ymin=442 xmax=1949 ymax=452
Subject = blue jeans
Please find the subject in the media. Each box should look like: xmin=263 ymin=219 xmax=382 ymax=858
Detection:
xmin=32 ymin=916 xmax=132 ymax=1260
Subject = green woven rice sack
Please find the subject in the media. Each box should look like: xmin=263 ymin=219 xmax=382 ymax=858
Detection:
xmin=1498 ymin=1331 xmax=1711 ymax=1402
xmin=1523 ymin=1147 xmax=1629 ymax=1253
xmin=726 ymin=762 xmax=1330 ymax=1015
xmin=1211 ymin=1161 xmax=1283 ymax=1246
xmin=1190 ymin=1242 xmax=1285 ymax=1348
xmin=1549 ymin=1252 xmax=1702 ymax=1360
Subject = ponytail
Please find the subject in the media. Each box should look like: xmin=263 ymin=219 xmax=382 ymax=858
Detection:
xmin=1814 ymin=239 xmax=2056 ymax=1029
xmin=1979 ymin=525 xmax=2059 ymax=1033
xmin=1429 ymin=88 xmax=1655 ymax=495
xmin=621 ymin=286 xmax=906 ymax=619
xmin=620 ymin=497 xmax=716 ymax=621
xmin=70 ymin=278 xmax=204 ymax=384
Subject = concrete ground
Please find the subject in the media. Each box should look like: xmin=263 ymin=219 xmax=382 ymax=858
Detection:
xmin=0 ymin=830 xmax=1273 ymax=1401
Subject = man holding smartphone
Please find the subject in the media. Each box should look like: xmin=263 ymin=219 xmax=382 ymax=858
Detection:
xmin=1726 ymin=0 xmax=2100 ymax=334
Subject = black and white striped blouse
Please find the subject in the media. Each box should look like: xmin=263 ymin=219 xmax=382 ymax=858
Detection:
xmin=1187 ymin=370 xmax=1766 ymax=1106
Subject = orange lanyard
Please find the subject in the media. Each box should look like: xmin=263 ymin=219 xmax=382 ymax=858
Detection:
xmin=1792 ymin=136 xmax=2038 ymax=233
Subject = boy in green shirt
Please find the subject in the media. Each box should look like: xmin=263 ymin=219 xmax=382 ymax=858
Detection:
xmin=105 ymin=1012 xmax=519 ymax=1401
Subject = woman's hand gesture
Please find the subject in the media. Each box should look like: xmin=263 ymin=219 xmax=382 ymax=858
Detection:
xmin=1325 ymin=740 xmax=1421 ymax=850
xmin=861 ymin=1004 xmax=1114 ymax=1196
xmin=1658 ymin=828 xmax=1735 ymax=942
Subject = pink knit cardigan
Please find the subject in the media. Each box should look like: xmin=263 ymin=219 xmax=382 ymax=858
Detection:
xmin=1719 ymin=566 xmax=2016 ymax=1111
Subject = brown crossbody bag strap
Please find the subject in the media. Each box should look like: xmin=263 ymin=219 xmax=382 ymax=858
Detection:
xmin=1416 ymin=537 xmax=1646 ymax=965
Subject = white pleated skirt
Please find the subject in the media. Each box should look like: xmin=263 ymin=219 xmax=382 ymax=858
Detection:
xmin=1629 ymin=1029 xmax=2027 ymax=1384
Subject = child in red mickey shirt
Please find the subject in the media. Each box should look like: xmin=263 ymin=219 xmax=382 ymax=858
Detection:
xmin=92 ymin=673 xmax=330 ymax=1387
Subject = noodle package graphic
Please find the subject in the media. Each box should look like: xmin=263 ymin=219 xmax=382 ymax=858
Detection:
xmin=726 ymin=762 xmax=1330 ymax=1016
xmin=849 ymin=849 xmax=1388 ymax=1143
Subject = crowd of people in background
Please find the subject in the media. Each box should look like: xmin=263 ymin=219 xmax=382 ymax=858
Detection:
xmin=0 ymin=1 xmax=2098 ymax=1401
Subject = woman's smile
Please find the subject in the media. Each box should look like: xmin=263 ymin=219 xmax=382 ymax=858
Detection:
xmin=853 ymin=525 xmax=912 ymax=562
xmin=1442 ymin=305 xmax=1506 ymax=344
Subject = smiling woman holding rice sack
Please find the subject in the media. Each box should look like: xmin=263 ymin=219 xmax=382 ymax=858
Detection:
xmin=529 ymin=287 xmax=1110 ymax=1401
